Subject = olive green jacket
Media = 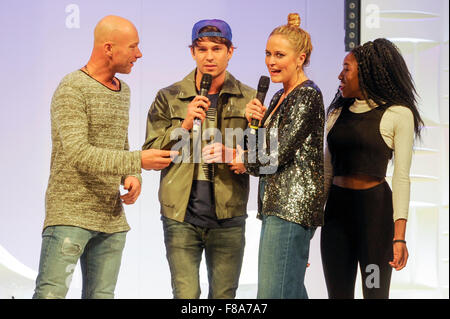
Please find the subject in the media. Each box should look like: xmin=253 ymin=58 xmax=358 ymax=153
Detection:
xmin=143 ymin=70 xmax=255 ymax=222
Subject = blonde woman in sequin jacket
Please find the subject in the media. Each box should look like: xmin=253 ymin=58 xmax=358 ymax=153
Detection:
xmin=232 ymin=13 xmax=325 ymax=299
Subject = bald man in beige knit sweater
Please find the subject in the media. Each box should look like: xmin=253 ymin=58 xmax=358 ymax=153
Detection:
xmin=33 ymin=16 xmax=177 ymax=299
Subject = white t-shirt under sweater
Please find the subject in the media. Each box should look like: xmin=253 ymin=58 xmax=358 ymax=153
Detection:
xmin=324 ymin=99 xmax=414 ymax=221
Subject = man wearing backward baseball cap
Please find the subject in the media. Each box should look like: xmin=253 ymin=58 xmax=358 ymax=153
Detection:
xmin=143 ymin=19 xmax=255 ymax=298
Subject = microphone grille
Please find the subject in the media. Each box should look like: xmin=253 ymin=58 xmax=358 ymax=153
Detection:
xmin=258 ymin=76 xmax=270 ymax=92
xmin=200 ymin=73 xmax=213 ymax=89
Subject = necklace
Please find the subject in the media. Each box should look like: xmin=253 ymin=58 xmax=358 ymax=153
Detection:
xmin=83 ymin=65 xmax=118 ymax=89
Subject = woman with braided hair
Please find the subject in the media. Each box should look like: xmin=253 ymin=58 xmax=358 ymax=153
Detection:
xmin=321 ymin=38 xmax=424 ymax=299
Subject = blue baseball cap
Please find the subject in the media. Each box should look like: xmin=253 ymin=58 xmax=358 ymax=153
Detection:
xmin=191 ymin=19 xmax=232 ymax=42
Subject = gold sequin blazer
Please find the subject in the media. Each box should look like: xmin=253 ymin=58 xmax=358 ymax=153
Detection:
xmin=244 ymin=80 xmax=325 ymax=227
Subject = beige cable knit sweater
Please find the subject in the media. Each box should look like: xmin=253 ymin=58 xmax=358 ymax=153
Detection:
xmin=44 ymin=70 xmax=142 ymax=233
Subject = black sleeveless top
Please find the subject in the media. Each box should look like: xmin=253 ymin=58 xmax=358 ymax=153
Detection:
xmin=327 ymin=105 xmax=393 ymax=178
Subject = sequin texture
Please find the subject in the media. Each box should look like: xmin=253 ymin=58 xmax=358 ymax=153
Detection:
xmin=245 ymin=80 xmax=325 ymax=227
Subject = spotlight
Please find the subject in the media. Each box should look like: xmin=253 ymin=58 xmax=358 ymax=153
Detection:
xmin=345 ymin=0 xmax=361 ymax=51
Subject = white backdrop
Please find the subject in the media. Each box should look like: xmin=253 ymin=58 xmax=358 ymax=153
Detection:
xmin=0 ymin=0 xmax=447 ymax=299
xmin=361 ymin=0 xmax=449 ymax=299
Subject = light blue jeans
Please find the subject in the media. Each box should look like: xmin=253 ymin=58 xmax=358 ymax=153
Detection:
xmin=33 ymin=225 xmax=127 ymax=299
xmin=162 ymin=217 xmax=245 ymax=299
xmin=257 ymin=214 xmax=315 ymax=299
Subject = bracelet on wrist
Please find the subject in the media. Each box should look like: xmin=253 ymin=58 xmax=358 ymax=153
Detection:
xmin=393 ymin=239 xmax=406 ymax=244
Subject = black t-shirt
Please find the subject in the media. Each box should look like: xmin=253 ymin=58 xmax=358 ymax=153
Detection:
xmin=184 ymin=93 xmax=246 ymax=228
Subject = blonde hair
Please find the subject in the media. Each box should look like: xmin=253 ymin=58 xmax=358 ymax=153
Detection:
xmin=270 ymin=13 xmax=313 ymax=67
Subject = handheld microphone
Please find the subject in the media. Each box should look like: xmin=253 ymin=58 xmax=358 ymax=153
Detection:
xmin=250 ymin=76 xmax=270 ymax=135
xmin=193 ymin=73 xmax=213 ymax=133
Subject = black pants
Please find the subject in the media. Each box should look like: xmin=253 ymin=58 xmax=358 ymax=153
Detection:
xmin=320 ymin=182 xmax=394 ymax=299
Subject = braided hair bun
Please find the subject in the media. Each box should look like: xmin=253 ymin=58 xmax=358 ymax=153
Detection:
xmin=287 ymin=13 xmax=301 ymax=28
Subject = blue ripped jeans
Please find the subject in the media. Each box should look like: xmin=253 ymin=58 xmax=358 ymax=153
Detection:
xmin=33 ymin=225 xmax=127 ymax=299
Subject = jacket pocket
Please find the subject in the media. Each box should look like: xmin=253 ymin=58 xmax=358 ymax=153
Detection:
xmin=169 ymin=103 xmax=188 ymax=124
xmin=222 ymin=115 xmax=249 ymax=149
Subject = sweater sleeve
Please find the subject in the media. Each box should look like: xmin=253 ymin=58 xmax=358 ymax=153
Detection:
xmin=323 ymin=108 xmax=341 ymax=200
xmin=121 ymin=133 xmax=143 ymax=185
xmin=52 ymin=82 xmax=142 ymax=176
xmin=384 ymin=106 xmax=414 ymax=221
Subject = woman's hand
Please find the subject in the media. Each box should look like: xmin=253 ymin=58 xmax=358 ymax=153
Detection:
xmin=389 ymin=219 xmax=408 ymax=271
xmin=228 ymin=145 xmax=246 ymax=174
xmin=245 ymin=98 xmax=267 ymax=124
xmin=389 ymin=242 xmax=409 ymax=271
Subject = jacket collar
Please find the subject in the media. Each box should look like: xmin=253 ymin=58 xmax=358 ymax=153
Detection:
xmin=176 ymin=69 xmax=242 ymax=99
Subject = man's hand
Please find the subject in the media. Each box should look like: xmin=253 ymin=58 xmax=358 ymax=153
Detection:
xmin=141 ymin=149 xmax=178 ymax=170
xmin=182 ymin=96 xmax=210 ymax=131
xmin=120 ymin=176 xmax=141 ymax=205
xmin=202 ymin=142 xmax=235 ymax=164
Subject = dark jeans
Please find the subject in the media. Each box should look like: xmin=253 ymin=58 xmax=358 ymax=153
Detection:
xmin=321 ymin=182 xmax=394 ymax=299
xmin=162 ymin=217 xmax=245 ymax=299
